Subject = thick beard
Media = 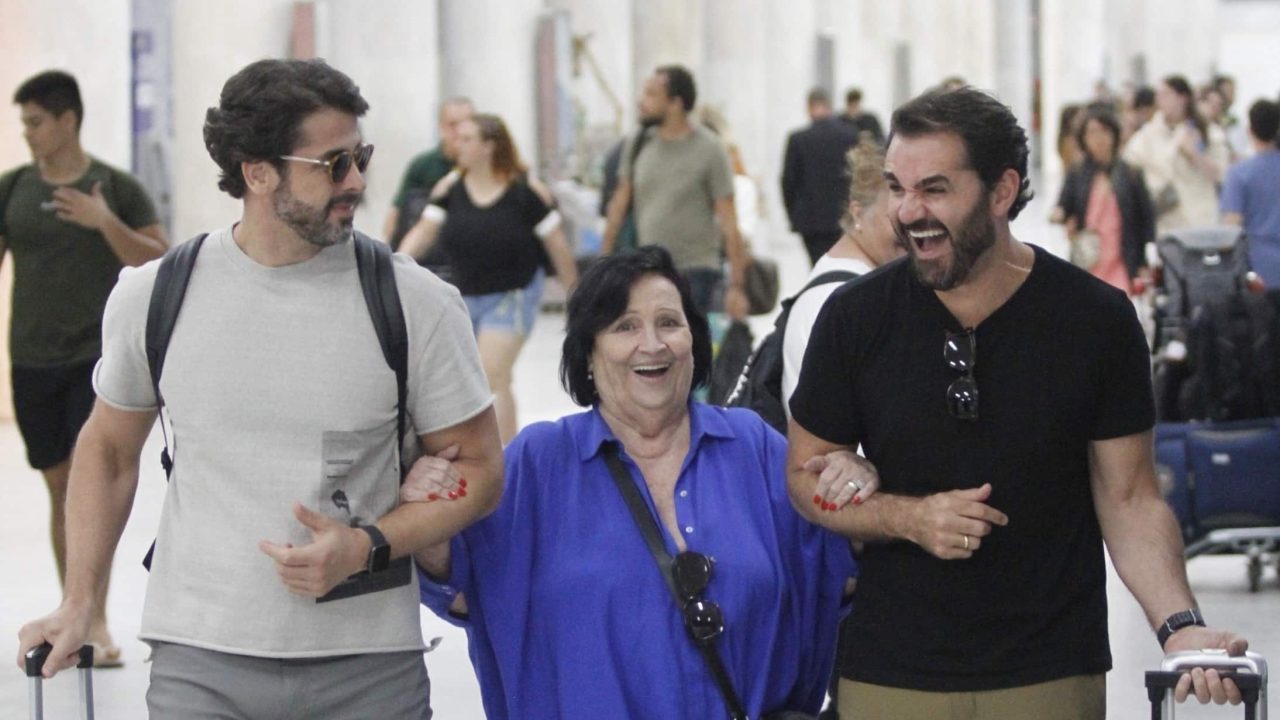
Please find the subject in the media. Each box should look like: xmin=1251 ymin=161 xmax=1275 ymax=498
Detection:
xmin=900 ymin=194 xmax=996 ymax=291
xmin=273 ymin=181 xmax=356 ymax=248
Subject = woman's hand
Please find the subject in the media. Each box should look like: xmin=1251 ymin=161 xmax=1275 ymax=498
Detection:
xmin=401 ymin=444 xmax=467 ymax=503
xmin=803 ymin=449 xmax=880 ymax=512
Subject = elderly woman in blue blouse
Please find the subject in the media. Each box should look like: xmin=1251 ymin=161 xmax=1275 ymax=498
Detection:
xmin=407 ymin=246 xmax=868 ymax=719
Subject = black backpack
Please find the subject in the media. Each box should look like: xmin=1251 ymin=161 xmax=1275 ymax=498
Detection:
xmin=725 ymin=270 xmax=857 ymax=433
xmin=141 ymin=230 xmax=408 ymax=568
xmin=1179 ymin=288 xmax=1280 ymax=422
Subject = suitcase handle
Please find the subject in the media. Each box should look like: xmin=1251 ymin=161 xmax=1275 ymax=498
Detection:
xmin=1145 ymin=670 xmax=1262 ymax=720
xmin=23 ymin=643 xmax=93 ymax=677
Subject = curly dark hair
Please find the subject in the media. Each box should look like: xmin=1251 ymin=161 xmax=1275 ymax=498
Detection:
xmin=888 ymin=86 xmax=1034 ymax=220
xmin=203 ymin=59 xmax=369 ymax=198
xmin=560 ymin=247 xmax=712 ymax=407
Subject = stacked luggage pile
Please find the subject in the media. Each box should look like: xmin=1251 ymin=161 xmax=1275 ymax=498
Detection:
xmin=1150 ymin=227 xmax=1280 ymax=592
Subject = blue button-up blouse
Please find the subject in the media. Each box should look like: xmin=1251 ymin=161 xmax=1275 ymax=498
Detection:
xmin=420 ymin=402 xmax=855 ymax=719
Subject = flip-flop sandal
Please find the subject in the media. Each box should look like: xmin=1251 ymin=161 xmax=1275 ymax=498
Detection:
xmin=89 ymin=643 xmax=125 ymax=669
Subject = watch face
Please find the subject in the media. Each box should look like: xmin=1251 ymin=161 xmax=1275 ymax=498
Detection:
xmin=370 ymin=543 xmax=392 ymax=573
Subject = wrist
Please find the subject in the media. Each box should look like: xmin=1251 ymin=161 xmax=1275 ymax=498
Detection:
xmin=347 ymin=526 xmax=373 ymax=575
xmin=1156 ymin=607 xmax=1205 ymax=650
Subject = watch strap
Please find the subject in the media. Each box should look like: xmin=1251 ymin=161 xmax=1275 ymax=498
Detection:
xmin=1157 ymin=608 xmax=1205 ymax=649
xmin=358 ymin=525 xmax=390 ymax=573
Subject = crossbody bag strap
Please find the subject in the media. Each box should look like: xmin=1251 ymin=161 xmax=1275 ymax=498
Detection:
xmin=601 ymin=443 xmax=750 ymax=720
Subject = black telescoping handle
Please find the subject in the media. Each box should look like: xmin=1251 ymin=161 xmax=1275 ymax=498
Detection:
xmin=23 ymin=643 xmax=93 ymax=677
xmin=1145 ymin=670 xmax=1261 ymax=720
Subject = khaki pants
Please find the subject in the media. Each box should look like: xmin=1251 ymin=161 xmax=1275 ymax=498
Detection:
xmin=837 ymin=674 xmax=1105 ymax=720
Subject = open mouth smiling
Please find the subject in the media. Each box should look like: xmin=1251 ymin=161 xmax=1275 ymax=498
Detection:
xmin=633 ymin=363 xmax=671 ymax=378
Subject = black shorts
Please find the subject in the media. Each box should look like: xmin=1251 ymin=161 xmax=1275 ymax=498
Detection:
xmin=11 ymin=359 xmax=98 ymax=470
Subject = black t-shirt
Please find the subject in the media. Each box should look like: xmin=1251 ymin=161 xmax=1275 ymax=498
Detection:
xmin=790 ymin=245 xmax=1155 ymax=692
xmin=432 ymin=178 xmax=553 ymax=296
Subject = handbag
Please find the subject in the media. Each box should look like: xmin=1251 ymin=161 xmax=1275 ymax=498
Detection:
xmin=1069 ymin=230 xmax=1100 ymax=270
xmin=602 ymin=444 xmax=816 ymax=720
xmin=743 ymin=257 xmax=780 ymax=315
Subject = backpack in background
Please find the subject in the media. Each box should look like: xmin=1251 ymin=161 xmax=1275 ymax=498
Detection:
xmin=724 ymin=270 xmax=857 ymax=433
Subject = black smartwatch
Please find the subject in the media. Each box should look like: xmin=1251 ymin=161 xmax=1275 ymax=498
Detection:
xmin=1157 ymin=608 xmax=1206 ymax=649
xmin=358 ymin=525 xmax=392 ymax=574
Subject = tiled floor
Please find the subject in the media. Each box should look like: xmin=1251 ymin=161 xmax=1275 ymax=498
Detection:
xmin=2 ymin=206 xmax=1275 ymax=718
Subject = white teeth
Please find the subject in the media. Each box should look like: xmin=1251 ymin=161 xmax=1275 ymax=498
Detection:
xmin=633 ymin=364 xmax=670 ymax=372
xmin=908 ymin=229 xmax=946 ymax=239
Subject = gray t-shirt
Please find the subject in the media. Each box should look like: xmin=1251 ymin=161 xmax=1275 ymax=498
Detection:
xmin=622 ymin=125 xmax=734 ymax=271
xmin=94 ymin=227 xmax=492 ymax=657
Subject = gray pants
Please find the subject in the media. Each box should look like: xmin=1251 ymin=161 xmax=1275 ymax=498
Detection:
xmin=146 ymin=642 xmax=432 ymax=720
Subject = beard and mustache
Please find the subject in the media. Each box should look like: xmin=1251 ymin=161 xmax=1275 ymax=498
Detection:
xmin=893 ymin=191 xmax=996 ymax=291
xmin=272 ymin=180 xmax=361 ymax=248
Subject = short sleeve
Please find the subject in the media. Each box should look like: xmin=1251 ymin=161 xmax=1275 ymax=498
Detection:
xmin=93 ymin=263 xmax=161 ymax=411
xmin=396 ymin=258 xmax=493 ymax=435
xmin=110 ymin=170 xmax=159 ymax=230
xmin=789 ymin=295 xmax=862 ymax=445
xmin=393 ymin=155 xmax=430 ymax=207
xmin=1219 ymin=164 xmax=1245 ymax=216
xmin=520 ymin=182 xmax=554 ymax=229
xmin=1090 ymin=295 xmax=1156 ymax=440
xmin=708 ymin=141 xmax=734 ymax=200
xmin=0 ymin=168 xmax=22 ymax=236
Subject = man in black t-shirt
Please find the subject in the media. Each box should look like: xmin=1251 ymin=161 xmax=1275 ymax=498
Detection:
xmin=787 ymin=87 xmax=1248 ymax=720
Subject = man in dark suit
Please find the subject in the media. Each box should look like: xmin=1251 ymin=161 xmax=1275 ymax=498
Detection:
xmin=841 ymin=88 xmax=885 ymax=146
xmin=782 ymin=89 xmax=861 ymax=265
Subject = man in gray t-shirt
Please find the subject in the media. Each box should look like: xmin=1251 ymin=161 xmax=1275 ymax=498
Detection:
xmin=603 ymin=65 xmax=750 ymax=319
xmin=18 ymin=59 xmax=504 ymax=719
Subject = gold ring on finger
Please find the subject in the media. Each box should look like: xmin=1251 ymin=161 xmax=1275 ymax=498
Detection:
xmin=962 ymin=534 xmax=971 ymax=551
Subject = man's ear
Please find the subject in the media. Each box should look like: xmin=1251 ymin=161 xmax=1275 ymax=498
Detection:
xmin=242 ymin=160 xmax=279 ymax=196
xmin=989 ymin=168 xmax=1021 ymax=217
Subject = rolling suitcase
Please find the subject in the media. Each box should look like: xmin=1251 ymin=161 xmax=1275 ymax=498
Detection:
xmin=24 ymin=643 xmax=94 ymax=720
xmin=1146 ymin=650 xmax=1267 ymax=719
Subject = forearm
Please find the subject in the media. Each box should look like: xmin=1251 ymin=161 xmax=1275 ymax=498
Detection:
xmin=601 ymin=187 xmax=629 ymax=254
xmin=398 ymin=219 xmax=438 ymax=260
xmin=99 ymin=217 xmax=166 ymax=266
xmin=722 ymin=223 xmax=748 ymax=286
xmin=787 ymin=466 xmax=917 ymax=542
xmin=378 ymin=453 xmax=501 ymax=559
xmin=382 ymin=208 xmax=400 ymax=243
xmin=1100 ymin=493 xmax=1196 ymax=629
xmin=542 ymin=229 xmax=579 ymax=291
xmin=62 ymin=436 xmax=142 ymax=606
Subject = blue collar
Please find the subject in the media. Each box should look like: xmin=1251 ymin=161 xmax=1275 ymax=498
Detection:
xmin=574 ymin=402 xmax=736 ymax=463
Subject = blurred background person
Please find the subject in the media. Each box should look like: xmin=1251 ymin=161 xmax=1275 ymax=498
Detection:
xmin=1123 ymin=74 xmax=1229 ymax=233
xmin=1220 ymin=98 xmax=1280 ymax=288
xmin=400 ymin=114 xmax=578 ymax=444
xmin=1052 ymin=105 xmax=1156 ymax=294
xmin=1057 ymin=103 xmax=1085 ymax=171
xmin=839 ymin=87 xmax=885 ymax=146
xmin=413 ymin=246 xmax=857 ymax=720
xmin=782 ymin=88 xmax=860 ymax=265
xmin=1121 ymin=86 xmax=1157 ymax=145
xmin=384 ymin=96 xmax=473 ymax=281
xmin=0 ymin=70 xmax=167 ymax=668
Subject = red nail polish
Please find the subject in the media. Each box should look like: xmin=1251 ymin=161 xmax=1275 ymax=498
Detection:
xmin=427 ymin=493 xmax=439 ymax=501
xmin=459 ymin=477 xmax=468 ymax=488
xmin=458 ymin=488 xmax=467 ymax=497
xmin=853 ymin=497 xmax=863 ymax=506
xmin=823 ymin=502 xmax=834 ymax=511
xmin=447 ymin=491 xmax=457 ymax=500
xmin=813 ymin=495 xmax=823 ymax=505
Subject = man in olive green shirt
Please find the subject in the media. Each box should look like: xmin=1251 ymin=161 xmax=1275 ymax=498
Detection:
xmin=0 ymin=70 xmax=166 ymax=666
xmin=383 ymin=96 xmax=472 ymax=278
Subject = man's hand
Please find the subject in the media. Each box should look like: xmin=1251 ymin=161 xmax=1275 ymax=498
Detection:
xmin=53 ymin=182 xmax=113 ymax=231
xmin=804 ymin=450 xmax=879 ymax=511
xmin=15 ymin=600 xmax=93 ymax=679
xmin=1166 ymin=628 xmax=1250 ymax=705
xmin=906 ymin=483 xmax=1008 ymax=559
xmin=401 ymin=444 xmax=466 ymax=503
xmin=259 ymin=503 xmax=369 ymax=598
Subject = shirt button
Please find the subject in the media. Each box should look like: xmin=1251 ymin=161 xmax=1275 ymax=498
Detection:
xmin=679 ymin=490 xmax=688 ymax=498
xmin=685 ymin=526 xmax=694 ymax=534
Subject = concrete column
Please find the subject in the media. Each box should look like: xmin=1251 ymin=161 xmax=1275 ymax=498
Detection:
xmin=1039 ymin=0 xmax=1106 ymax=182
xmin=0 ymin=0 xmax=133 ymax=421
xmin=994 ymin=0 xmax=1035 ymax=135
xmin=631 ymin=0 xmax=705 ymax=96
xmin=701 ymin=0 xmax=768 ymax=196
xmin=439 ymin=0 xmax=544 ymax=174
xmin=1141 ymin=0 xmax=1219 ymax=83
xmin=321 ymin=0 xmax=440 ymax=237
xmin=170 ymin=0 xmax=296 ymax=240
xmin=760 ymin=0 xmax=818 ymax=253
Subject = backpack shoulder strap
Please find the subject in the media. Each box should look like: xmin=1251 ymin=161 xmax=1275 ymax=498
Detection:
xmin=776 ymin=269 xmax=860 ymax=331
xmin=353 ymin=232 xmax=410 ymax=481
xmin=145 ymin=233 xmax=208 ymax=476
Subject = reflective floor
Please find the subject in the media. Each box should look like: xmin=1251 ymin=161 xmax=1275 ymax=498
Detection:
xmin=2 ymin=203 xmax=1276 ymax=718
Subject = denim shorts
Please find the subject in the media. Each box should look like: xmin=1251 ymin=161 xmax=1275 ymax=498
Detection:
xmin=463 ymin=269 xmax=545 ymax=338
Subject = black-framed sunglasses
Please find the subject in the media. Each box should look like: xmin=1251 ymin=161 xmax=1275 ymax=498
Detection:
xmin=944 ymin=329 xmax=979 ymax=421
xmin=279 ymin=143 xmax=374 ymax=184
xmin=671 ymin=551 xmax=724 ymax=645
